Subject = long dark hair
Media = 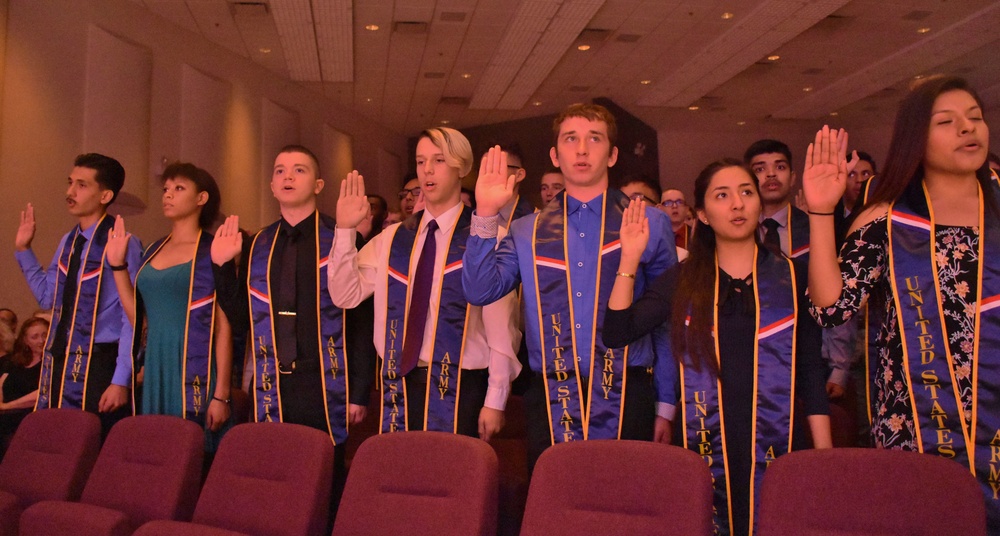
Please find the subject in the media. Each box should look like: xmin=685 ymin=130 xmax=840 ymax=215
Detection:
xmin=865 ymin=75 xmax=995 ymax=216
xmin=670 ymin=158 xmax=760 ymax=374
xmin=161 ymin=162 xmax=222 ymax=230
xmin=10 ymin=317 xmax=49 ymax=368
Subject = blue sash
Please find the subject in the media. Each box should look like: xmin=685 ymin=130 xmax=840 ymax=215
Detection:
xmin=531 ymin=191 xmax=628 ymax=443
xmin=680 ymin=247 xmax=796 ymax=535
xmin=380 ymin=207 xmax=472 ymax=433
xmin=888 ymin=177 xmax=1000 ymax=520
xmin=247 ymin=214 xmax=349 ymax=444
xmin=37 ymin=215 xmax=115 ymax=410
xmin=131 ymin=231 xmax=216 ymax=423
xmin=787 ymin=204 xmax=810 ymax=260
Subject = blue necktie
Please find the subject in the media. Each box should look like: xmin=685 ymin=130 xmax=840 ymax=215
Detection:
xmin=401 ymin=219 xmax=438 ymax=376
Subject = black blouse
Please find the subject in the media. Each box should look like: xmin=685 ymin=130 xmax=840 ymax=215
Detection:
xmin=603 ymin=250 xmax=828 ymax=536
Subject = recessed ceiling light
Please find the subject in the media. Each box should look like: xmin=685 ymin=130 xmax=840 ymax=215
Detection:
xmin=803 ymin=86 xmax=813 ymax=92
xmin=461 ymin=73 xmax=472 ymax=79
xmin=577 ymin=44 xmax=591 ymax=51
xmin=365 ymin=97 xmax=372 ymax=103
xmin=829 ymin=112 xmax=839 ymax=116
xmin=440 ymin=119 xmax=450 ymax=124
xmin=259 ymin=47 xmax=271 ymax=54
xmin=688 ymin=106 xmax=699 ymax=111
xmin=365 ymin=24 xmax=380 ymax=31
xmin=640 ymin=80 xmax=652 ymax=85
xmin=737 ymin=121 xmax=746 ymax=126
xmin=721 ymin=12 xmax=734 ymax=19
xmin=767 ymin=54 xmax=780 ymax=61
xmin=917 ymin=27 xmax=931 ymax=34
xmin=914 ymin=74 xmax=925 ymax=80
xmin=532 ymin=101 xmax=542 ymax=106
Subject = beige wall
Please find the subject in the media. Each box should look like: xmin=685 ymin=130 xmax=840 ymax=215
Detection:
xmin=0 ymin=0 xmax=407 ymax=318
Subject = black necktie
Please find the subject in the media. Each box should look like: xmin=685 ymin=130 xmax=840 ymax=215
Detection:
xmin=401 ymin=219 xmax=438 ymax=376
xmin=762 ymin=218 xmax=781 ymax=253
xmin=276 ymin=225 xmax=299 ymax=372
xmin=52 ymin=233 xmax=86 ymax=358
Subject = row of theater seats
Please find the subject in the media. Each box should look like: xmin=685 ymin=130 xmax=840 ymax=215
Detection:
xmin=0 ymin=407 xmax=988 ymax=536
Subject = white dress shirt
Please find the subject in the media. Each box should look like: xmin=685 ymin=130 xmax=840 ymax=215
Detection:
xmin=329 ymin=201 xmax=521 ymax=411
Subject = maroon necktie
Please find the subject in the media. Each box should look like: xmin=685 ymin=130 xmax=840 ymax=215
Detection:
xmin=400 ymin=219 xmax=438 ymax=376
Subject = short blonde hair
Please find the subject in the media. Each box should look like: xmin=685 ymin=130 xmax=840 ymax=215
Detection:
xmin=419 ymin=127 xmax=473 ymax=177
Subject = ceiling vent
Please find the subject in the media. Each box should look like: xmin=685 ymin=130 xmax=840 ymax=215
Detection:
xmin=394 ymin=21 xmax=429 ymax=34
xmin=229 ymin=1 xmax=269 ymax=16
xmin=577 ymin=28 xmax=612 ymax=42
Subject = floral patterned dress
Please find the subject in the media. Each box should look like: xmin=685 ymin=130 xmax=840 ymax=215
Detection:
xmin=809 ymin=215 xmax=978 ymax=451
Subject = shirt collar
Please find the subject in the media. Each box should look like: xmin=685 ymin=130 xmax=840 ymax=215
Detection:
xmin=760 ymin=203 xmax=789 ymax=228
xmin=566 ymin=191 xmax=605 ymax=216
xmin=280 ymin=211 xmax=317 ymax=237
xmin=420 ymin=201 xmax=463 ymax=236
xmin=77 ymin=216 xmax=104 ymax=241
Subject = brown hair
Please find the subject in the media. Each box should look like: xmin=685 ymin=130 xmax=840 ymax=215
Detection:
xmin=670 ymin=158 xmax=761 ymax=374
xmin=552 ymin=103 xmax=618 ymax=147
xmin=865 ymin=75 xmax=995 ymax=216
xmin=10 ymin=317 xmax=49 ymax=368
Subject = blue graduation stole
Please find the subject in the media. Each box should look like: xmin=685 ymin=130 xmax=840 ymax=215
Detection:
xmin=131 ymin=231 xmax=216 ymax=424
xmin=247 ymin=213 xmax=349 ymax=444
xmin=887 ymin=176 xmax=1000 ymax=522
xmin=531 ymin=190 xmax=628 ymax=443
xmin=380 ymin=207 xmax=472 ymax=434
xmin=37 ymin=215 xmax=115 ymax=410
xmin=680 ymin=247 xmax=797 ymax=535
xmin=787 ymin=204 xmax=810 ymax=260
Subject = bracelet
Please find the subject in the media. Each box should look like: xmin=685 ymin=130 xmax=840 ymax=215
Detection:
xmin=616 ymin=271 xmax=636 ymax=279
xmin=109 ymin=262 xmax=128 ymax=271
xmin=807 ymin=210 xmax=836 ymax=216
xmin=212 ymin=396 xmax=231 ymax=404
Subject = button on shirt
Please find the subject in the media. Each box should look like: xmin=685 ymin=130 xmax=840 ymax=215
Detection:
xmin=328 ymin=201 xmax=522 ymax=411
xmin=462 ymin=190 xmax=679 ymax=419
xmin=15 ymin=221 xmax=142 ymax=386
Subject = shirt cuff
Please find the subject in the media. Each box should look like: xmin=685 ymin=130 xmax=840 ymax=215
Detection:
xmin=656 ymin=402 xmax=676 ymax=421
xmin=470 ymin=212 xmax=499 ymax=239
xmin=483 ymin=385 xmax=509 ymax=411
xmin=827 ymin=367 xmax=849 ymax=387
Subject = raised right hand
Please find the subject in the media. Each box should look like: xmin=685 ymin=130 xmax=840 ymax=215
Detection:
xmin=474 ymin=146 xmax=516 ymax=217
xmin=802 ymin=126 xmax=849 ymax=214
xmin=105 ymin=215 xmax=131 ymax=266
xmin=620 ymin=198 xmax=649 ymax=263
xmin=211 ymin=215 xmax=243 ymax=265
xmin=15 ymin=203 xmax=36 ymax=251
xmin=336 ymin=170 xmax=370 ymax=229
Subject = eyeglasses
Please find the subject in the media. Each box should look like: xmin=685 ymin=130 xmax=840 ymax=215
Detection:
xmin=627 ymin=192 xmax=658 ymax=205
xmin=398 ymin=187 xmax=421 ymax=200
xmin=660 ymin=199 xmax=686 ymax=208
xmin=847 ymin=170 xmax=875 ymax=181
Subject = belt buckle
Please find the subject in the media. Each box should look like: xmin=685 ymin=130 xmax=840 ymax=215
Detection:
xmin=278 ymin=360 xmax=296 ymax=375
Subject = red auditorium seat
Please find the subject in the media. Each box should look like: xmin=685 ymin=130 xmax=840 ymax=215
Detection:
xmin=520 ymin=440 xmax=714 ymax=536
xmin=134 ymin=422 xmax=334 ymax=536
xmin=756 ymin=447 xmax=986 ymax=535
xmin=20 ymin=415 xmax=204 ymax=535
xmin=0 ymin=408 xmax=102 ymax=536
xmin=332 ymin=431 xmax=499 ymax=536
